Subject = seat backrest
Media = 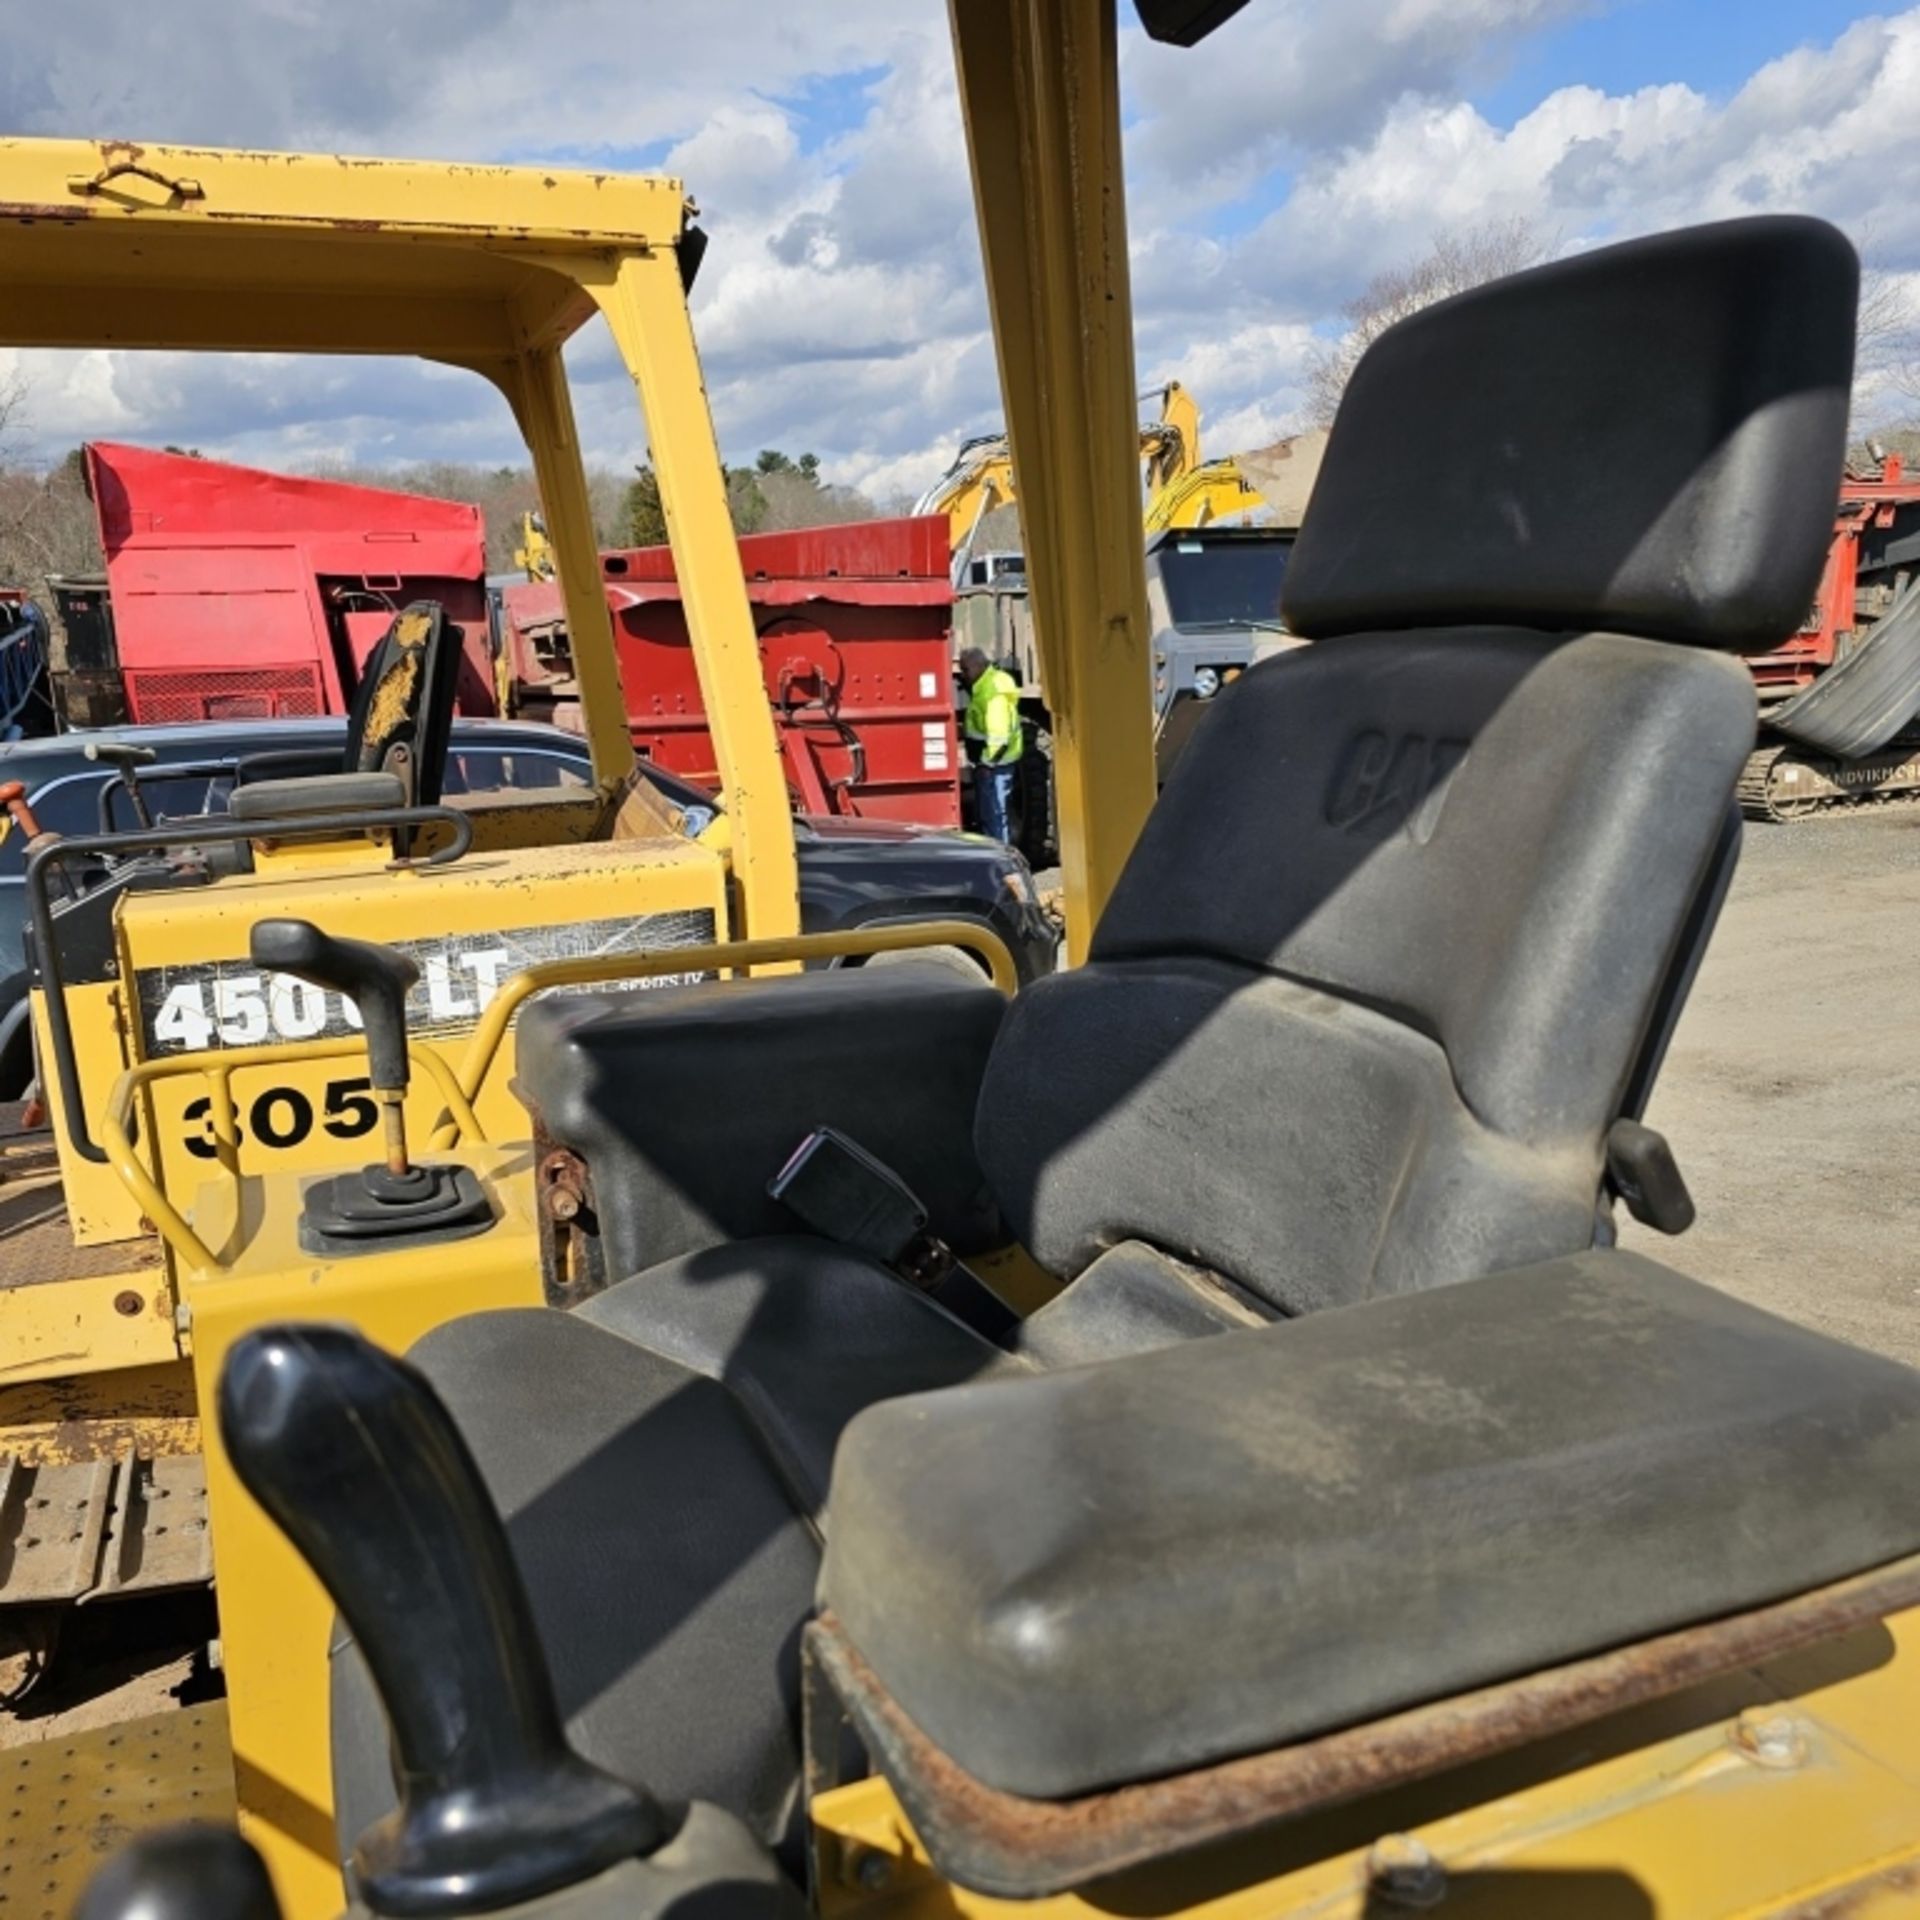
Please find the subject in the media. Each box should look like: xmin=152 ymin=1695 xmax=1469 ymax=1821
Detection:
xmin=344 ymin=598 xmax=462 ymax=807
xmin=979 ymin=216 xmax=1856 ymax=1316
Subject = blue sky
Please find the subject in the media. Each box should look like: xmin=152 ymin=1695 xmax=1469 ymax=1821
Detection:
xmin=2 ymin=1 xmax=1915 ymax=496
xmin=1477 ymin=0 xmax=1872 ymax=115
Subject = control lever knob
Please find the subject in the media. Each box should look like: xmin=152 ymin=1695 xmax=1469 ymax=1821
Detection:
xmin=220 ymin=1324 xmax=664 ymax=1915
xmin=0 ymin=780 xmax=44 ymax=841
xmin=76 ymin=1825 xmax=280 ymax=1920
xmin=251 ymin=918 xmax=418 ymax=1175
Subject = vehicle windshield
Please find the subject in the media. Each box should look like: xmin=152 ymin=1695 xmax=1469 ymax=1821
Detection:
xmin=1154 ymin=537 xmax=1295 ymax=629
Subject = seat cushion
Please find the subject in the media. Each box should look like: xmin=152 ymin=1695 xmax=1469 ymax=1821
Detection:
xmin=331 ymin=1309 xmax=820 ymax=1867
xmin=516 ymin=967 xmax=1009 ymax=1280
xmin=581 ymin=1235 xmax=1017 ymax=1516
xmin=823 ymin=1250 xmax=1920 ymax=1800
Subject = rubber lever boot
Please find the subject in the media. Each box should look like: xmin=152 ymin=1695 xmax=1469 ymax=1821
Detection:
xmin=76 ymin=1825 xmax=281 ymax=1920
xmin=251 ymin=917 xmax=420 ymax=1176
xmin=220 ymin=1324 xmax=665 ymax=1916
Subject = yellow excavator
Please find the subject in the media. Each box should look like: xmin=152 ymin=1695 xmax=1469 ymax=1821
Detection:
xmin=21 ymin=7 xmax=1920 ymax=1920
xmin=918 ymin=379 xmax=1229 ymax=581
xmin=513 ymin=510 xmax=557 ymax=583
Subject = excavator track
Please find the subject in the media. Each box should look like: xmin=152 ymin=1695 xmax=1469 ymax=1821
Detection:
xmin=1739 ymin=735 xmax=1920 ymax=821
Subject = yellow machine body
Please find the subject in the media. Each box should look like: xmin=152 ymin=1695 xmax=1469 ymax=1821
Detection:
xmin=181 ymin=1148 xmax=545 ymax=1917
xmin=31 ymin=833 xmax=726 ymax=1253
xmin=809 ymin=1606 xmax=1920 ymax=1917
xmin=0 ymin=136 xmax=805 ymax=1470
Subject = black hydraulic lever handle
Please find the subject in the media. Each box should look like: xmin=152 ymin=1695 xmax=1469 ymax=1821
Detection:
xmin=76 ymin=1825 xmax=281 ymax=1920
xmin=250 ymin=919 xmax=418 ymax=1095
xmin=220 ymin=1324 xmax=664 ymax=1916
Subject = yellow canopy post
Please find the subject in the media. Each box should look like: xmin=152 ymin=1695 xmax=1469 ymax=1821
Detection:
xmin=948 ymin=1 xmax=1160 ymax=960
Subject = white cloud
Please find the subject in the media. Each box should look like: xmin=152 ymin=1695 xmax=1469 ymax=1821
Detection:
xmin=4 ymin=3 xmax=1920 ymax=494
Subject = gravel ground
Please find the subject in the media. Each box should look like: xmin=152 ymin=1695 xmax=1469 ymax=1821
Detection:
xmin=1620 ymin=808 xmax=1920 ymax=1362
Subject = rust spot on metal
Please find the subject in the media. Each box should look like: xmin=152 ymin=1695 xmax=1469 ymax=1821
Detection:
xmin=1782 ymin=1860 xmax=1920 ymax=1919
xmin=808 ymin=1552 xmax=1920 ymax=1899
xmin=0 ymin=204 xmax=95 ymax=222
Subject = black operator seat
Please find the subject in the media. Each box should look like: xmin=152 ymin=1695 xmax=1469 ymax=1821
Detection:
xmin=512 ymin=214 xmax=1844 ymax=1414
xmin=332 ymin=214 xmax=1861 ymax=1882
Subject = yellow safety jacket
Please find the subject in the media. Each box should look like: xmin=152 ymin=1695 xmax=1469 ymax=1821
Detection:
xmin=965 ymin=665 xmax=1025 ymax=765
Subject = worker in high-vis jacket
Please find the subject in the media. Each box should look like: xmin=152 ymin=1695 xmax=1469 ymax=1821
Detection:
xmin=960 ymin=646 xmax=1025 ymax=844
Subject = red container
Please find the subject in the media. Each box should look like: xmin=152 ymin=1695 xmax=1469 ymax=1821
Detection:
xmin=595 ymin=516 xmax=960 ymax=828
xmin=86 ymin=442 xmax=495 ymax=723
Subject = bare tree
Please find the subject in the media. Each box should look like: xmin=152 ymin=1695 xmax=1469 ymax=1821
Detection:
xmin=1854 ymin=261 xmax=1919 ymax=431
xmin=0 ymin=370 xmax=24 ymax=454
xmin=0 ymin=376 xmax=107 ymax=606
xmin=1304 ymin=217 xmax=1553 ymax=428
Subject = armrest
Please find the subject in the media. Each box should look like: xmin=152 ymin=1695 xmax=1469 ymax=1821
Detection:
xmin=516 ymin=966 xmax=1008 ymax=1282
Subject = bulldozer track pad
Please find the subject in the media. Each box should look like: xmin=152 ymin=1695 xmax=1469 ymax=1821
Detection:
xmin=0 ymin=1455 xmax=210 ymax=1609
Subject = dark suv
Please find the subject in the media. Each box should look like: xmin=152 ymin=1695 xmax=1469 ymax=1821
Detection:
xmin=0 ymin=717 xmax=1056 ymax=1096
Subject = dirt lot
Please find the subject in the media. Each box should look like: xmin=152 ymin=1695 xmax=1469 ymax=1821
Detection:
xmin=1621 ymin=809 xmax=1920 ymax=1363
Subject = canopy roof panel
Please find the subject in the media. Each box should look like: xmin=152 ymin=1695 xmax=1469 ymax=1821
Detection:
xmin=0 ymin=138 xmax=692 ymax=359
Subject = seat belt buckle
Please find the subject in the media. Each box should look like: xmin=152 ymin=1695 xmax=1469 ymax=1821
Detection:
xmin=769 ymin=1128 xmax=954 ymax=1287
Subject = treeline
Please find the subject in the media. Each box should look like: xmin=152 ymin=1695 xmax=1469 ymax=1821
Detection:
xmin=305 ymin=447 xmax=886 ymax=567
xmin=0 ymin=435 xmax=889 ymax=600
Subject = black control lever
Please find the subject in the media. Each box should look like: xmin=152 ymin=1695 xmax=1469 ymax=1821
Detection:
xmin=220 ymin=1324 xmax=665 ymax=1916
xmin=76 ymin=1825 xmax=281 ymax=1920
xmin=84 ymin=739 xmax=161 ymax=830
xmin=251 ymin=918 xmax=419 ymax=1177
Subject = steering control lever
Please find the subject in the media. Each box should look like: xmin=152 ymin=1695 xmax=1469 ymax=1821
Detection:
xmin=248 ymin=918 xmax=491 ymax=1253
xmin=84 ymin=738 xmax=161 ymax=828
xmin=220 ymin=1324 xmax=667 ymax=1915
xmin=252 ymin=918 xmax=419 ymax=1175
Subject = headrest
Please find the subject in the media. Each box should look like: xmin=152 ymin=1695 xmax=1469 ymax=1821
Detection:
xmin=1282 ymin=217 xmax=1857 ymax=653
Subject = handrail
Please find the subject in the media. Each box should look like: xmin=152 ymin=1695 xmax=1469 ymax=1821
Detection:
xmin=104 ymin=917 xmax=1014 ymax=1269
xmin=28 ymin=805 xmax=471 ymax=1165
xmin=102 ymin=1035 xmax=482 ymax=1274
xmin=440 ymin=920 xmax=1019 ymax=1148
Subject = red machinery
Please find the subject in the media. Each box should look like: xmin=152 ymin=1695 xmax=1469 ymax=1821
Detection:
xmin=1752 ymin=456 xmax=1920 ymax=697
xmin=76 ymin=443 xmax=495 ymax=727
xmin=1740 ymin=454 xmax=1920 ymax=818
xmin=503 ymin=517 xmax=961 ymax=829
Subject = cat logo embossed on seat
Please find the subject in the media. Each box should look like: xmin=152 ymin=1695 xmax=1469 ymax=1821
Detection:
xmin=1326 ymin=731 xmax=1468 ymax=843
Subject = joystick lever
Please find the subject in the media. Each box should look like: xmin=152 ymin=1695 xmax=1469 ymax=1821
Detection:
xmin=219 ymin=1325 xmax=665 ymax=1914
xmin=248 ymin=918 xmax=491 ymax=1253
xmin=252 ymin=918 xmax=419 ymax=1175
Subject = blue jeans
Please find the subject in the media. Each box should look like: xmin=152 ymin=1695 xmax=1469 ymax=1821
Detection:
xmin=976 ymin=759 xmax=1017 ymax=844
